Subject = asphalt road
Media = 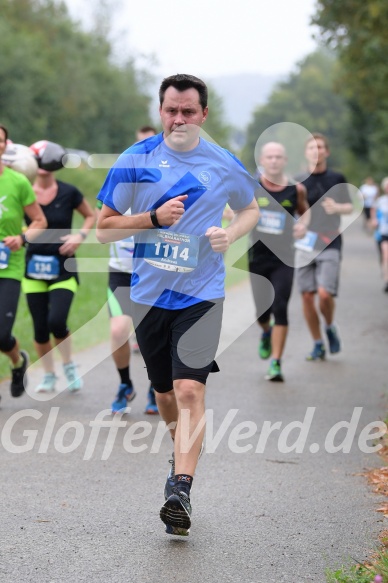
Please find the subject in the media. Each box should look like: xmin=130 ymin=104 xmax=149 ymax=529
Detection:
xmin=0 ymin=216 xmax=387 ymax=583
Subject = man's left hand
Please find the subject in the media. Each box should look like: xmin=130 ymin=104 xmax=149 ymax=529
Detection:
xmin=293 ymin=222 xmax=307 ymax=239
xmin=59 ymin=234 xmax=83 ymax=255
xmin=205 ymin=226 xmax=230 ymax=253
xmin=321 ymin=197 xmax=339 ymax=215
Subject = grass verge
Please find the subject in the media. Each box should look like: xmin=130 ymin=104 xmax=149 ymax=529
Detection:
xmin=325 ymin=424 xmax=388 ymax=582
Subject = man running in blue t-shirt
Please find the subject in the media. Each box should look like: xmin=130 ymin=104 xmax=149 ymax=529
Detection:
xmin=97 ymin=73 xmax=259 ymax=536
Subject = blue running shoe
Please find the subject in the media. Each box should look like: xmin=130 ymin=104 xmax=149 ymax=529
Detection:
xmin=306 ymin=342 xmax=326 ymax=361
xmin=111 ymin=383 xmax=136 ymax=414
xmin=326 ymin=324 xmax=341 ymax=354
xmin=144 ymin=385 xmax=159 ymax=415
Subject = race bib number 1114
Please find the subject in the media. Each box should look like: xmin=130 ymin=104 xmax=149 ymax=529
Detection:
xmin=144 ymin=230 xmax=199 ymax=272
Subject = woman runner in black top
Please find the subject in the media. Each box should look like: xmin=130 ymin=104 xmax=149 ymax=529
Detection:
xmin=22 ymin=156 xmax=95 ymax=393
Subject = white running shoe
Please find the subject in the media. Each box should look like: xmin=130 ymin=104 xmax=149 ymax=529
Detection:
xmin=35 ymin=372 xmax=57 ymax=393
xmin=63 ymin=362 xmax=83 ymax=392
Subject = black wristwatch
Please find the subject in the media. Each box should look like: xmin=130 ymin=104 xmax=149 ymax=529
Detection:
xmin=20 ymin=233 xmax=27 ymax=247
xmin=150 ymin=208 xmax=162 ymax=228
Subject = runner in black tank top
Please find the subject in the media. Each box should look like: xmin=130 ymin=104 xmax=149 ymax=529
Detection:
xmin=248 ymin=142 xmax=308 ymax=382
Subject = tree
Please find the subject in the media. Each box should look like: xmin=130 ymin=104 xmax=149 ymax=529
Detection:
xmin=241 ymin=51 xmax=350 ymax=175
xmin=204 ymin=84 xmax=231 ymax=149
xmin=312 ymin=0 xmax=388 ymax=112
xmin=0 ymin=0 xmax=232 ymax=154
xmin=0 ymin=0 xmax=152 ymax=151
xmin=312 ymin=0 xmax=388 ymax=178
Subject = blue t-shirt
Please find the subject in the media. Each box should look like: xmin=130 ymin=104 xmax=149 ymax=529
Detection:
xmin=97 ymin=133 xmax=257 ymax=309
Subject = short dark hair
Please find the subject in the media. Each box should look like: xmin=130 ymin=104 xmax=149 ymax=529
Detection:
xmin=159 ymin=74 xmax=208 ymax=110
xmin=137 ymin=125 xmax=157 ymax=135
xmin=0 ymin=124 xmax=9 ymax=141
xmin=306 ymin=132 xmax=329 ymax=150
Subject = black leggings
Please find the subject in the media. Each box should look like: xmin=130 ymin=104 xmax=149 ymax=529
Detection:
xmin=249 ymin=259 xmax=294 ymax=326
xmin=26 ymin=288 xmax=74 ymax=344
xmin=0 ymin=278 xmax=21 ymax=352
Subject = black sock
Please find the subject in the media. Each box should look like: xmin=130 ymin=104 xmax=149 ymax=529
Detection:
xmin=118 ymin=367 xmax=131 ymax=386
xmin=174 ymin=474 xmax=193 ymax=496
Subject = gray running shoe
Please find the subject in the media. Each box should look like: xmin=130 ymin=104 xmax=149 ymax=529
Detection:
xmin=160 ymin=488 xmax=192 ymax=535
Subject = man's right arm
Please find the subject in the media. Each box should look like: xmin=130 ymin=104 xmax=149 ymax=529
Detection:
xmin=96 ymin=204 xmax=154 ymax=243
xmin=96 ymin=195 xmax=188 ymax=243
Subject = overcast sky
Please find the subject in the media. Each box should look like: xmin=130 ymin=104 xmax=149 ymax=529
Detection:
xmin=64 ymin=0 xmax=319 ymax=80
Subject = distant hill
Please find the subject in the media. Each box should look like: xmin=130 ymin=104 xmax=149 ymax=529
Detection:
xmin=208 ymin=73 xmax=284 ymax=130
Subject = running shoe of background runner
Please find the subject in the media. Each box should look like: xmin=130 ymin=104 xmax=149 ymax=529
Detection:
xmin=258 ymin=331 xmax=271 ymax=359
xmin=111 ymin=383 xmax=136 ymax=414
xmin=306 ymin=343 xmax=326 ymax=361
xmin=35 ymin=372 xmax=57 ymax=393
xmin=265 ymin=360 xmax=284 ymax=382
xmin=10 ymin=350 xmax=29 ymax=397
xmin=160 ymin=488 xmax=192 ymax=536
xmin=144 ymin=385 xmax=158 ymax=414
xmin=63 ymin=361 xmax=83 ymax=392
xmin=326 ymin=324 xmax=341 ymax=354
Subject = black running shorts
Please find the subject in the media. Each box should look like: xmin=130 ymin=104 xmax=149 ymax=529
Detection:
xmin=131 ymin=299 xmax=223 ymax=393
